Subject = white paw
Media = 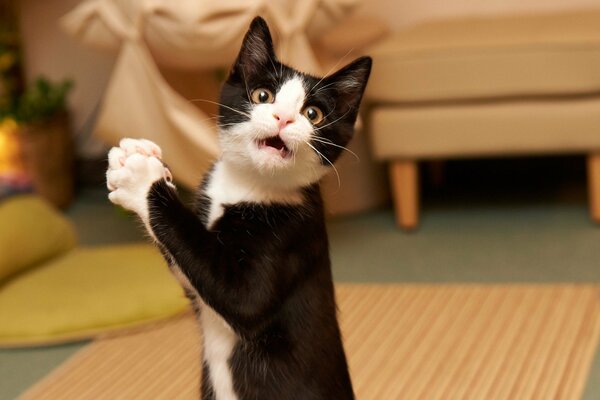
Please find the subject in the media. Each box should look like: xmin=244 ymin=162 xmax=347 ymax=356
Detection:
xmin=119 ymin=138 xmax=162 ymax=159
xmin=106 ymin=138 xmax=173 ymax=221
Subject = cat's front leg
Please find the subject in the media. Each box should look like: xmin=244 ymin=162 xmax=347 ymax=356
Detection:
xmin=106 ymin=138 xmax=173 ymax=231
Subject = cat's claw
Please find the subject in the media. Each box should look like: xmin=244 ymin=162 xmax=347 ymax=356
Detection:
xmin=106 ymin=138 xmax=173 ymax=220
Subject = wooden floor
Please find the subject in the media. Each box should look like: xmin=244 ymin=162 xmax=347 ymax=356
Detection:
xmin=21 ymin=285 xmax=600 ymax=400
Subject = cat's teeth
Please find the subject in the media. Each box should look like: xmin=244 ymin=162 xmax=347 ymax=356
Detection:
xmin=258 ymin=136 xmax=291 ymax=158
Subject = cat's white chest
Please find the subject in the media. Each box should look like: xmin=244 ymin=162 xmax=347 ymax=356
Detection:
xmin=204 ymin=161 xmax=303 ymax=228
xmin=204 ymin=163 xmax=239 ymax=228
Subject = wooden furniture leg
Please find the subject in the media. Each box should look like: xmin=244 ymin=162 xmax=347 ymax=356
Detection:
xmin=390 ymin=160 xmax=419 ymax=230
xmin=588 ymin=153 xmax=600 ymax=223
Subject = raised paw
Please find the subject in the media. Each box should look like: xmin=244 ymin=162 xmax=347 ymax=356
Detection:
xmin=119 ymin=138 xmax=163 ymax=159
xmin=106 ymin=138 xmax=173 ymax=221
xmin=107 ymin=138 xmax=163 ymax=172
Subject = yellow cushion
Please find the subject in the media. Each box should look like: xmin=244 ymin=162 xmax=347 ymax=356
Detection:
xmin=0 ymin=244 xmax=189 ymax=347
xmin=367 ymin=10 xmax=600 ymax=102
xmin=0 ymin=195 xmax=77 ymax=282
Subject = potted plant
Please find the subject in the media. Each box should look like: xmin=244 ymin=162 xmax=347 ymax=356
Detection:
xmin=1 ymin=2 xmax=75 ymax=208
xmin=15 ymin=78 xmax=75 ymax=208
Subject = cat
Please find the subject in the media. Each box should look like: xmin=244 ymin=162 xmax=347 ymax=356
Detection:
xmin=106 ymin=16 xmax=371 ymax=400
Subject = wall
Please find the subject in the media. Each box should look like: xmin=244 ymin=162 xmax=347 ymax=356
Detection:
xmin=19 ymin=0 xmax=115 ymax=156
xmin=356 ymin=0 xmax=600 ymax=31
xmin=18 ymin=0 xmax=600 ymax=156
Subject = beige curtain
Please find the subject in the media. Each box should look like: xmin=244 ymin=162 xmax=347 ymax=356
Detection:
xmin=61 ymin=0 xmax=359 ymax=188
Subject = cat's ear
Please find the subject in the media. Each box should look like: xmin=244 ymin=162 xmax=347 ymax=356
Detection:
xmin=325 ymin=56 xmax=372 ymax=118
xmin=231 ymin=16 xmax=276 ymax=79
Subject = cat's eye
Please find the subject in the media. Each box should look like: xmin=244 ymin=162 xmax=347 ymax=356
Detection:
xmin=303 ymin=106 xmax=324 ymax=125
xmin=251 ymin=88 xmax=274 ymax=104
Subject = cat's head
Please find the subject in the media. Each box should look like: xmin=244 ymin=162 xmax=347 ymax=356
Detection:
xmin=218 ymin=17 xmax=371 ymax=190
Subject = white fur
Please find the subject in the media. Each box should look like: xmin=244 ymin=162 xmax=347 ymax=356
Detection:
xmin=219 ymin=76 xmax=329 ymax=193
xmin=171 ymin=264 xmax=239 ymax=400
xmin=107 ymin=139 xmax=239 ymax=400
xmin=205 ymin=160 xmax=304 ymax=228
xmin=106 ymin=139 xmax=174 ymax=236
xmin=199 ymin=297 xmax=239 ymax=400
xmin=272 ymin=78 xmax=306 ymax=120
xmin=194 ymin=77 xmax=329 ymax=397
xmin=105 ymin=75 xmax=331 ymax=400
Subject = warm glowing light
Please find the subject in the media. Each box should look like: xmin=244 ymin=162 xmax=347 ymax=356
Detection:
xmin=0 ymin=118 xmax=24 ymax=174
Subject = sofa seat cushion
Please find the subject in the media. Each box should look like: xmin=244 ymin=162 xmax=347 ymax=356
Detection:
xmin=370 ymin=96 xmax=600 ymax=159
xmin=367 ymin=10 xmax=600 ymax=103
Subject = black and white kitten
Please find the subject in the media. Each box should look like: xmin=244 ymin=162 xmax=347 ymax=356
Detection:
xmin=106 ymin=17 xmax=371 ymax=400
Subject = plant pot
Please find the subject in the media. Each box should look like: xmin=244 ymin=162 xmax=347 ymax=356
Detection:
xmin=18 ymin=113 xmax=74 ymax=208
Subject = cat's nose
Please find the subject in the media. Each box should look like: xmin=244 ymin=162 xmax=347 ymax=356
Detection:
xmin=273 ymin=113 xmax=294 ymax=129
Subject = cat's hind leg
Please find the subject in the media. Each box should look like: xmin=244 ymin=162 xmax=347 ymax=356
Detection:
xmin=201 ymin=362 xmax=217 ymax=400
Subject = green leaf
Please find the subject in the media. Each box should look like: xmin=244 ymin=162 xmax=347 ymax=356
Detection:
xmin=15 ymin=77 xmax=74 ymax=124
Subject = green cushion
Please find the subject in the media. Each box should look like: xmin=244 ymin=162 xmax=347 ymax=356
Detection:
xmin=0 ymin=195 xmax=77 ymax=282
xmin=0 ymin=244 xmax=189 ymax=347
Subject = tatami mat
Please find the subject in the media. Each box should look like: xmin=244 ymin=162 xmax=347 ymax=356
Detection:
xmin=20 ymin=285 xmax=600 ymax=400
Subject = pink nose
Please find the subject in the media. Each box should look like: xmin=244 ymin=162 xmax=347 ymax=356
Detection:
xmin=273 ymin=113 xmax=294 ymax=129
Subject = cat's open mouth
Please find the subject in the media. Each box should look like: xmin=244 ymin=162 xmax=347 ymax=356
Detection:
xmin=257 ymin=136 xmax=291 ymax=158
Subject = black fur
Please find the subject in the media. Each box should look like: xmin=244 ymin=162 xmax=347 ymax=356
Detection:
xmin=146 ymin=16 xmax=371 ymax=400
xmin=221 ymin=17 xmax=371 ymax=165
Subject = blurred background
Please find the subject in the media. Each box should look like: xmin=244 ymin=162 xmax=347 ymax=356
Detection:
xmin=2 ymin=0 xmax=600 ymax=399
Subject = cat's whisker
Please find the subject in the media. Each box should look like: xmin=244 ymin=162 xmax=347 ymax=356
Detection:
xmin=280 ymin=30 xmax=287 ymax=78
xmin=195 ymin=115 xmax=223 ymax=125
xmin=268 ymin=52 xmax=279 ymax=79
xmin=314 ymin=110 xmax=352 ymax=132
xmin=190 ymin=99 xmax=251 ymax=118
xmin=309 ymin=48 xmax=355 ymax=95
xmin=303 ymin=140 xmax=341 ymax=189
xmin=217 ymin=120 xmax=244 ymax=126
xmin=319 ymin=105 xmax=338 ymax=124
xmin=240 ymin=69 xmax=253 ymax=102
xmin=312 ymin=81 xmax=339 ymax=97
xmin=199 ymin=115 xmax=220 ymax=120
xmin=291 ymin=142 xmax=299 ymax=166
xmin=114 ymin=18 xmax=374 ymax=400
xmin=310 ymin=137 xmax=360 ymax=161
